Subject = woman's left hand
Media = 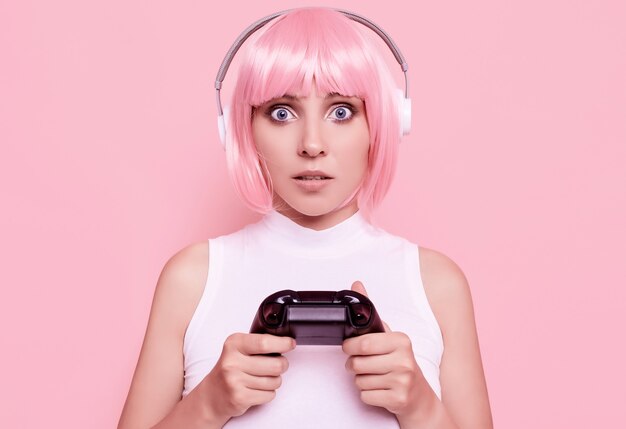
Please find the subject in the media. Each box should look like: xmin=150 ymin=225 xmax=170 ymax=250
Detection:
xmin=342 ymin=281 xmax=437 ymax=425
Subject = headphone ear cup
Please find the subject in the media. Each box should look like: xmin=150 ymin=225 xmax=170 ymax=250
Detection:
xmin=396 ymin=88 xmax=412 ymax=137
xmin=217 ymin=105 xmax=231 ymax=149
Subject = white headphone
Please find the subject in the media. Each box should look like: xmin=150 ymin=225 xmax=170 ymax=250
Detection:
xmin=215 ymin=8 xmax=412 ymax=149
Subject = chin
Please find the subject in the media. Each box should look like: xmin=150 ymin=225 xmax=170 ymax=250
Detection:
xmin=278 ymin=195 xmax=358 ymax=219
xmin=273 ymin=184 xmax=361 ymax=219
xmin=285 ymin=203 xmax=336 ymax=218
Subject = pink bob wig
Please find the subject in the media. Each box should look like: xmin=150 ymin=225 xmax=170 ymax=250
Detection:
xmin=225 ymin=7 xmax=402 ymax=218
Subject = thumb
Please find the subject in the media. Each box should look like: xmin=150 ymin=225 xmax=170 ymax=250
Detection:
xmin=351 ymin=280 xmax=368 ymax=297
xmin=350 ymin=281 xmax=392 ymax=333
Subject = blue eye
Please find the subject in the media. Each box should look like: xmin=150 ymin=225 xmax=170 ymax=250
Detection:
xmin=329 ymin=106 xmax=354 ymax=121
xmin=269 ymin=107 xmax=295 ymax=122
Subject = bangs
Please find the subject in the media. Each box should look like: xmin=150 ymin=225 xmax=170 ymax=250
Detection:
xmin=237 ymin=9 xmax=382 ymax=107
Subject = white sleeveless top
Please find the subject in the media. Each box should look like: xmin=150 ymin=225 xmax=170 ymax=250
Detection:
xmin=182 ymin=210 xmax=443 ymax=428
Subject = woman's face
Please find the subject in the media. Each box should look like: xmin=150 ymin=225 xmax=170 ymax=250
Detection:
xmin=252 ymin=85 xmax=370 ymax=221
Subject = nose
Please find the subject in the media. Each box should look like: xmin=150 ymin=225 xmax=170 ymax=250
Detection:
xmin=298 ymin=118 xmax=327 ymax=158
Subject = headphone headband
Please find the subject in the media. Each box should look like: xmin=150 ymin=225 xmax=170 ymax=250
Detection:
xmin=215 ymin=8 xmax=412 ymax=146
xmin=214 ymin=8 xmax=410 ymax=117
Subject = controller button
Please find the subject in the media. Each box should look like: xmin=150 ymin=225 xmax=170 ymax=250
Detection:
xmin=335 ymin=291 xmax=360 ymax=304
xmin=262 ymin=302 xmax=284 ymax=326
xmin=349 ymin=303 xmax=372 ymax=326
xmin=276 ymin=293 xmax=299 ymax=304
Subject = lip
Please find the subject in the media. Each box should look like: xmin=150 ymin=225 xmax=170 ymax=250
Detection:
xmin=291 ymin=174 xmax=333 ymax=192
xmin=292 ymin=170 xmax=334 ymax=179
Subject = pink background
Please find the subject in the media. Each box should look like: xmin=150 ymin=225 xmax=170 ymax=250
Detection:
xmin=1 ymin=0 xmax=625 ymax=427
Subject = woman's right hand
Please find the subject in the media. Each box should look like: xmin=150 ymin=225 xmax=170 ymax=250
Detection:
xmin=189 ymin=333 xmax=296 ymax=427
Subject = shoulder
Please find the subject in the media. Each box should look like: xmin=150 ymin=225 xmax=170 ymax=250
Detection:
xmin=159 ymin=241 xmax=209 ymax=287
xmin=417 ymin=247 xmax=475 ymax=334
xmin=418 ymin=246 xmax=470 ymax=299
xmin=151 ymin=241 xmax=210 ymax=337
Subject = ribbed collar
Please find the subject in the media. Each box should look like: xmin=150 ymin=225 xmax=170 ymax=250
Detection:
xmin=259 ymin=210 xmax=370 ymax=258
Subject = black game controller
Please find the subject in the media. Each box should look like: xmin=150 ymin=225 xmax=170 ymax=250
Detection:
xmin=250 ymin=290 xmax=385 ymax=345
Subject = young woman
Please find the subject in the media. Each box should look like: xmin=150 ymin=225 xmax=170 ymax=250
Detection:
xmin=118 ymin=8 xmax=493 ymax=429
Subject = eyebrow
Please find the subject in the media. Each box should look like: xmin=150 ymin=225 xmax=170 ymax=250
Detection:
xmin=280 ymin=92 xmax=352 ymax=101
xmin=326 ymin=92 xmax=342 ymax=99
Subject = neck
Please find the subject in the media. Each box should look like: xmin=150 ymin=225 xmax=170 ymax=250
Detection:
xmin=275 ymin=201 xmax=359 ymax=231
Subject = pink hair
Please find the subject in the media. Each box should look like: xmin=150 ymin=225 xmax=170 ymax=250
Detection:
xmin=225 ymin=8 xmax=402 ymax=219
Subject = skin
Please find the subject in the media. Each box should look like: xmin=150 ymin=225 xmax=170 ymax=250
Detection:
xmin=117 ymin=86 xmax=493 ymax=428
xmin=251 ymin=84 xmax=369 ymax=230
xmin=345 ymin=281 xmax=460 ymax=427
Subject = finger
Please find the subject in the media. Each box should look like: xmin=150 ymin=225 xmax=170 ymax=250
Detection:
xmin=242 ymin=388 xmax=277 ymax=408
xmin=354 ymin=374 xmax=390 ymax=391
xmin=243 ymin=374 xmax=283 ymax=391
xmin=342 ymin=332 xmax=397 ymax=356
xmin=240 ymin=354 xmax=289 ymax=376
xmin=349 ymin=282 xmax=391 ymax=332
xmin=238 ymin=333 xmax=296 ymax=356
xmin=359 ymin=389 xmax=393 ymax=410
xmin=345 ymin=354 xmax=395 ymax=375
xmin=351 ymin=280 xmax=368 ymax=297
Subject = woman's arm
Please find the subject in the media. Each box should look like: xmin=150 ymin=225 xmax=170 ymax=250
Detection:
xmin=419 ymin=246 xmax=493 ymax=429
xmin=117 ymin=242 xmax=295 ymax=429
xmin=117 ymin=242 xmax=211 ymax=428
